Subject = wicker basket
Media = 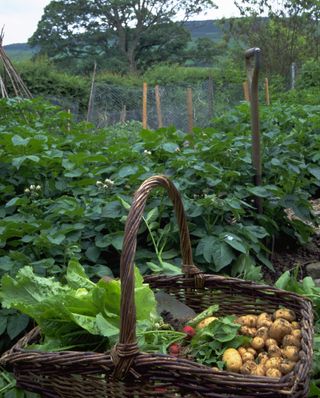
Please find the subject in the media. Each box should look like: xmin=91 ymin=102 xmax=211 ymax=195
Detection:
xmin=1 ymin=175 xmax=314 ymax=397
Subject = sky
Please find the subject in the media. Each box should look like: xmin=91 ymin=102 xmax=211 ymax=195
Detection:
xmin=0 ymin=0 xmax=241 ymax=45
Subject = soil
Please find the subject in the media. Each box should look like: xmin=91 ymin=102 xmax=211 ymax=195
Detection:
xmin=271 ymin=235 xmax=320 ymax=281
xmin=267 ymin=199 xmax=320 ymax=283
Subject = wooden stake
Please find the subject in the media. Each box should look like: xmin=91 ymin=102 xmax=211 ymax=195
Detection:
xmin=265 ymin=77 xmax=270 ymax=105
xmin=155 ymin=85 xmax=163 ymax=128
xmin=142 ymin=82 xmax=148 ymax=129
xmin=120 ymin=104 xmax=127 ymax=123
xmin=243 ymin=80 xmax=250 ymax=101
xmin=187 ymin=87 xmax=193 ymax=134
xmin=87 ymin=61 xmax=97 ymax=122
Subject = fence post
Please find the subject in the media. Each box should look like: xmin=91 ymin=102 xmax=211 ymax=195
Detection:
xmin=155 ymin=85 xmax=163 ymax=128
xmin=142 ymin=82 xmax=148 ymax=129
xmin=208 ymin=76 xmax=214 ymax=120
xmin=187 ymin=87 xmax=193 ymax=134
xmin=243 ymin=80 xmax=250 ymax=101
xmin=87 ymin=61 xmax=97 ymax=122
xmin=120 ymin=105 xmax=127 ymax=123
xmin=265 ymin=78 xmax=270 ymax=105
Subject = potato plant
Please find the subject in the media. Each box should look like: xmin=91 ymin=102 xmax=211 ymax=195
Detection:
xmin=0 ymin=95 xmax=320 ymax=396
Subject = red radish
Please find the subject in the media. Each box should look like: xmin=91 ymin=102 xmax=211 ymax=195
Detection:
xmin=183 ymin=325 xmax=196 ymax=338
xmin=169 ymin=343 xmax=181 ymax=355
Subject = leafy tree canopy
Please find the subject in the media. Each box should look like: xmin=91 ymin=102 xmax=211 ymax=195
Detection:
xmin=227 ymin=0 xmax=320 ymax=78
xmin=29 ymin=0 xmax=216 ymax=73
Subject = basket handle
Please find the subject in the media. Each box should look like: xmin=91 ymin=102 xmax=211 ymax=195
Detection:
xmin=111 ymin=175 xmax=202 ymax=379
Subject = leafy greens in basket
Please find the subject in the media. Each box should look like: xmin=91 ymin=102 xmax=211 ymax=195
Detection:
xmin=0 ymin=259 xmax=185 ymax=352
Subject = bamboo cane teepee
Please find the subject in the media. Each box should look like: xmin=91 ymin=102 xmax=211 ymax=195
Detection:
xmin=0 ymin=27 xmax=32 ymax=99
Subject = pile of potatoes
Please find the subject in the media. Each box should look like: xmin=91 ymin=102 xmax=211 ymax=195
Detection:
xmin=222 ymin=308 xmax=302 ymax=378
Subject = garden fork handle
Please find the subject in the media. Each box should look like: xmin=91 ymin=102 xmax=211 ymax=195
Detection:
xmin=245 ymin=47 xmax=263 ymax=213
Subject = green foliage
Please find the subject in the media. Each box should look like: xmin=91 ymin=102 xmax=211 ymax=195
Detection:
xmin=143 ymin=61 xmax=242 ymax=85
xmin=0 ymin=97 xmax=319 ymax=282
xmin=1 ymin=260 xmax=158 ymax=351
xmin=29 ymin=0 xmax=215 ymax=72
xmin=136 ymin=22 xmax=191 ymax=71
xmin=15 ymin=58 xmax=89 ymax=111
xmin=0 ymin=92 xmax=319 ymax=394
xmin=186 ymin=37 xmax=226 ymax=67
xmin=0 ymin=95 xmax=319 ymax=366
xmin=189 ymin=315 xmax=249 ymax=368
xmin=225 ymin=0 xmax=320 ymax=80
xmin=297 ymin=59 xmax=320 ymax=89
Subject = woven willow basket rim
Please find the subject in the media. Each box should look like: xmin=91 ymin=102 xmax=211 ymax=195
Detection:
xmin=0 ymin=175 xmax=315 ymax=398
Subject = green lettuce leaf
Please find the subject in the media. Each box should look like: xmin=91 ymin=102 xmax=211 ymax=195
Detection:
xmin=0 ymin=260 xmax=158 ymax=352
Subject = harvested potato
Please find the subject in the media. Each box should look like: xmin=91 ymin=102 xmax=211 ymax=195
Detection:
xmin=291 ymin=329 xmax=302 ymax=339
xmin=265 ymin=338 xmax=278 ymax=349
xmin=291 ymin=321 xmax=300 ymax=330
xmin=282 ymin=334 xmax=301 ymax=348
xmin=282 ymin=345 xmax=300 ymax=362
xmin=196 ymin=316 xmax=217 ymax=329
xmin=240 ymin=326 xmax=257 ymax=337
xmin=256 ymin=326 xmax=269 ymax=340
xmin=222 ymin=309 xmax=300 ymax=379
xmin=240 ymin=361 xmax=257 ymax=375
xmin=257 ymin=313 xmax=273 ymax=329
xmin=268 ymin=344 xmax=282 ymax=358
xmin=247 ymin=347 xmax=257 ymax=357
xmin=211 ymin=367 xmax=221 ymax=372
xmin=242 ymin=352 xmax=255 ymax=362
xmin=279 ymin=360 xmax=296 ymax=375
xmin=236 ymin=315 xmax=257 ymax=328
xmin=223 ymin=348 xmax=243 ymax=372
xmin=238 ymin=347 xmax=247 ymax=357
xmin=251 ymin=364 xmax=266 ymax=377
xmin=269 ymin=318 xmax=292 ymax=342
xmin=257 ymin=352 xmax=269 ymax=365
xmin=265 ymin=357 xmax=282 ymax=370
xmin=251 ymin=336 xmax=265 ymax=350
xmin=266 ymin=368 xmax=282 ymax=378
xmin=273 ymin=308 xmax=296 ymax=322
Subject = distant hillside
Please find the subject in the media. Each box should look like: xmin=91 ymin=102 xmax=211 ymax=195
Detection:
xmin=3 ymin=20 xmax=224 ymax=62
xmin=184 ymin=20 xmax=224 ymax=41
xmin=3 ymin=43 xmax=38 ymax=62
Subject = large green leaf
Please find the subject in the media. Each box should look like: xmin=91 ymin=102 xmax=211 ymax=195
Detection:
xmin=196 ymin=236 xmax=234 ymax=271
xmin=6 ymin=314 xmax=29 ymax=340
xmin=223 ymin=233 xmax=247 ymax=253
xmin=11 ymin=135 xmax=30 ymax=146
xmin=66 ymin=259 xmax=95 ymax=290
xmin=211 ymin=241 xmax=235 ymax=271
xmin=118 ymin=165 xmax=138 ymax=178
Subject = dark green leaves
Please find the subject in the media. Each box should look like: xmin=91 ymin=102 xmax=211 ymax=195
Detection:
xmin=196 ymin=236 xmax=234 ymax=271
xmin=190 ymin=315 xmax=248 ymax=368
xmin=6 ymin=314 xmax=29 ymax=340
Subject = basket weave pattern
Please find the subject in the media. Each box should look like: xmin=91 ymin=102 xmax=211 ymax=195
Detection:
xmin=1 ymin=175 xmax=314 ymax=397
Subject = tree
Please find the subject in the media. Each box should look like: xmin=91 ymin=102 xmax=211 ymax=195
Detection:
xmin=188 ymin=37 xmax=226 ymax=66
xmin=29 ymin=0 xmax=216 ymax=72
xmin=226 ymin=0 xmax=320 ymax=78
xmin=136 ymin=22 xmax=191 ymax=71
